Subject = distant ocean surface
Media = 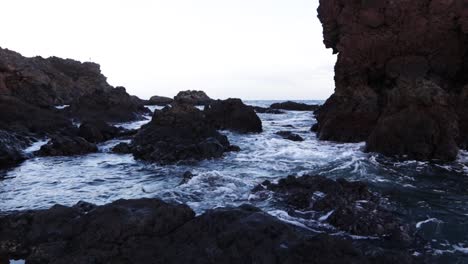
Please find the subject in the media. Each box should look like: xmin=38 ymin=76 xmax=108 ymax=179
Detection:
xmin=0 ymin=100 xmax=467 ymax=262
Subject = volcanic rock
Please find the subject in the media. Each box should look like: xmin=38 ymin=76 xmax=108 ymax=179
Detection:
xmin=148 ymin=95 xmax=173 ymax=106
xmin=78 ymin=120 xmax=122 ymax=143
xmin=251 ymin=106 xmax=285 ymax=114
xmin=275 ymin=131 xmax=305 ymax=142
xmin=0 ymin=130 xmax=27 ymax=169
xmin=204 ymin=99 xmax=263 ymax=133
xmin=173 ymin=90 xmax=212 ymax=105
xmin=316 ymin=0 xmax=468 ymax=161
xmin=130 ymin=104 xmax=235 ymax=164
xmin=35 ymin=136 xmax=97 ymax=157
xmin=270 ymin=101 xmax=320 ymax=111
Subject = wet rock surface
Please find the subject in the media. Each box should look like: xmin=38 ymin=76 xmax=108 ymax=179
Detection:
xmin=173 ymin=90 xmax=212 ymax=105
xmin=253 ymin=175 xmax=411 ymax=242
xmin=251 ymin=106 xmax=285 ymax=114
xmin=78 ymin=120 xmax=121 ymax=143
xmin=130 ymin=104 xmax=236 ymax=164
xmin=275 ymin=131 xmax=304 ymax=142
xmin=270 ymin=101 xmax=319 ymax=111
xmin=0 ymin=130 xmax=27 ymax=169
xmin=0 ymin=198 xmax=418 ymax=264
xmin=35 ymin=136 xmax=98 ymax=157
xmin=204 ymin=99 xmax=263 ymax=133
xmin=316 ymin=0 xmax=468 ymax=161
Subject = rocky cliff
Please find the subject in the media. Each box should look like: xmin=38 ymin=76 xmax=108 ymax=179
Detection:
xmin=316 ymin=0 xmax=468 ymax=161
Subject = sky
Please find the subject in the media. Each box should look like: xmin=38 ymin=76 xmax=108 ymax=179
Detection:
xmin=1 ymin=0 xmax=336 ymax=100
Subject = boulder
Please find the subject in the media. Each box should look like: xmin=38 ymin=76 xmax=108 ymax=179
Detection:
xmin=0 ymin=198 xmax=418 ymax=264
xmin=35 ymin=136 xmax=97 ymax=157
xmin=0 ymin=130 xmax=27 ymax=169
xmin=148 ymin=95 xmax=173 ymax=106
xmin=251 ymin=106 xmax=285 ymax=114
xmin=270 ymin=101 xmax=320 ymax=111
xmin=316 ymin=0 xmax=468 ymax=160
xmin=130 ymin=104 xmax=235 ymax=164
xmin=111 ymin=142 xmax=132 ymax=154
xmin=67 ymin=87 xmax=151 ymax=123
xmin=173 ymin=90 xmax=212 ymax=105
xmin=275 ymin=131 xmax=304 ymax=142
xmin=78 ymin=120 xmax=120 ymax=143
xmin=204 ymin=99 xmax=263 ymax=133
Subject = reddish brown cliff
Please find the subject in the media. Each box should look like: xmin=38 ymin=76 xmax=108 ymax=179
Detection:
xmin=316 ymin=0 xmax=468 ymax=161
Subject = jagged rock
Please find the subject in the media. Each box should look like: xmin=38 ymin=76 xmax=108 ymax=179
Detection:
xmin=275 ymin=131 xmax=304 ymax=142
xmin=148 ymin=95 xmax=173 ymax=106
xmin=35 ymin=136 xmax=97 ymax=157
xmin=67 ymin=87 xmax=151 ymax=123
xmin=204 ymin=99 xmax=263 ymax=133
xmin=253 ymin=175 xmax=411 ymax=243
xmin=251 ymin=106 xmax=285 ymax=114
xmin=130 ymin=104 xmax=235 ymax=164
xmin=0 ymin=130 xmax=27 ymax=169
xmin=270 ymin=101 xmax=319 ymax=111
xmin=316 ymin=0 xmax=468 ymax=160
xmin=174 ymin=90 xmax=212 ymax=105
xmin=78 ymin=120 xmax=121 ymax=143
xmin=0 ymin=47 xmax=112 ymax=107
xmin=0 ymin=198 xmax=417 ymax=264
xmin=111 ymin=142 xmax=132 ymax=154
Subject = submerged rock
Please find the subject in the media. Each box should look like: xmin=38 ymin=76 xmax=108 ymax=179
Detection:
xmin=316 ymin=0 xmax=468 ymax=161
xmin=270 ymin=101 xmax=319 ymax=111
xmin=148 ymin=95 xmax=173 ymax=106
xmin=204 ymin=99 xmax=263 ymax=133
xmin=253 ymin=175 xmax=411 ymax=243
xmin=0 ymin=198 xmax=417 ymax=264
xmin=174 ymin=90 xmax=212 ymax=105
xmin=67 ymin=87 xmax=150 ymax=123
xmin=275 ymin=131 xmax=304 ymax=142
xmin=130 ymin=104 xmax=236 ymax=164
xmin=35 ymin=136 xmax=97 ymax=157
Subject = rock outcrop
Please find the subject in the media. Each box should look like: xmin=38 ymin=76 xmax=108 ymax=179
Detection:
xmin=0 ymin=130 xmax=27 ymax=169
xmin=204 ymin=99 xmax=263 ymax=133
xmin=78 ymin=120 xmax=121 ymax=143
xmin=316 ymin=0 xmax=468 ymax=161
xmin=270 ymin=101 xmax=320 ymax=111
xmin=0 ymin=198 xmax=418 ymax=263
xmin=35 ymin=136 xmax=98 ymax=157
xmin=148 ymin=95 xmax=173 ymax=106
xmin=275 ymin=131 xmax=305 ymax=142
xmin=130 ymin=104 xmax=237 ymax=164
xmin=174 ymin=90 xmax=212 ymax=105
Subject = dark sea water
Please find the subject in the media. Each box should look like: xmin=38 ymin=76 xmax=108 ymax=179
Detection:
xmin=0 ymin=100 xmax=467 ymax=262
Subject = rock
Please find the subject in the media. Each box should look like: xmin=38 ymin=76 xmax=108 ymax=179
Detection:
xmin=173 ymin=90 xmax=212 ymax=105
xmin=35 ymin=136 xmax=97 ymax=157
xmin=251 ymin=106 xmax=285 ymax=114
xmin=179 ymin=171 xmax=194 ymax=185
xmin=0 ymin=130 xmax=27 ymax=169
xmin=67 ymin=86 xmax=151 ymax=123
xmin=78 ymin=120 xmax=120 ymax=143
xmin=253 ymin=175 xmax=411 ymax=242
xmin=111 ymin=142 xmax=132 ymax=154
xmin=275 ymin=131 xmax=304 ymax=142
xmin=270 ymin=101 xmax=320 ymax=111
xmin=204 ymin=99 xmax=263 ymax=133
xmin=316 ymin=0 xmax=468 ymax=160
xmin=130 ymin=104 xmax=234 ymax=164
xmin=148 ymin=95 xmax=173 ymax=106
xmin=0 ymin=198 xmax=418 ymax=263
xmin=0 ymin=47 xmax=113 ymax=107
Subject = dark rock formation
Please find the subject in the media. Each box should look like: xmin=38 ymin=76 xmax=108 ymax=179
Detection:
xmin=204 ymin=99 xmax=263 ymax=133
xmin=0 ymin=47 xmax=112 ymax=107
xmin=316 ymin=0 xmax=468 ymax=161
xmin=67 ymin=86 xmax=150 ymax=123
xmin=148 ymin=95 xmax=173 ymax=106
xmin=251 ymin=106 xmax=285 ymax=114
xmin=0 ymin=198 xmax=417 ymax=263
xmin=78 ymin=120 xmax=121 ymax=143
xmin=130 ymin=104 xmax=236 ymax=164
xmin=0 ymin=130 xmax=27 ymax=169
xmin=275 ymin=131 xmax=305 ymax=142
xmin=270 ymin=101 xmax=320 ymax=111
xmin=111 ymin=142 xmax=132 ymax=154
xmin=35 ymin=136 xmax=97 ymax=157
xmin=253 ymin=175 xmax=411 ymax=243
xmin=174 ymin=90 xmax=212 ymax=105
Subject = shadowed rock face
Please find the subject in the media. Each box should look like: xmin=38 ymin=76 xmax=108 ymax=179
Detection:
xmin=316 ymin=0 xmax=468 ymax=161
xmin=204 ymin=99 xmax=263 ymax=133
xmin=0 ymin=198 xmax=417 ymax=264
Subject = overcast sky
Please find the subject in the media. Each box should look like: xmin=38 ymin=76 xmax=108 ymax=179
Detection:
xmin=1 ymin=0 xmax=336 ymax=100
